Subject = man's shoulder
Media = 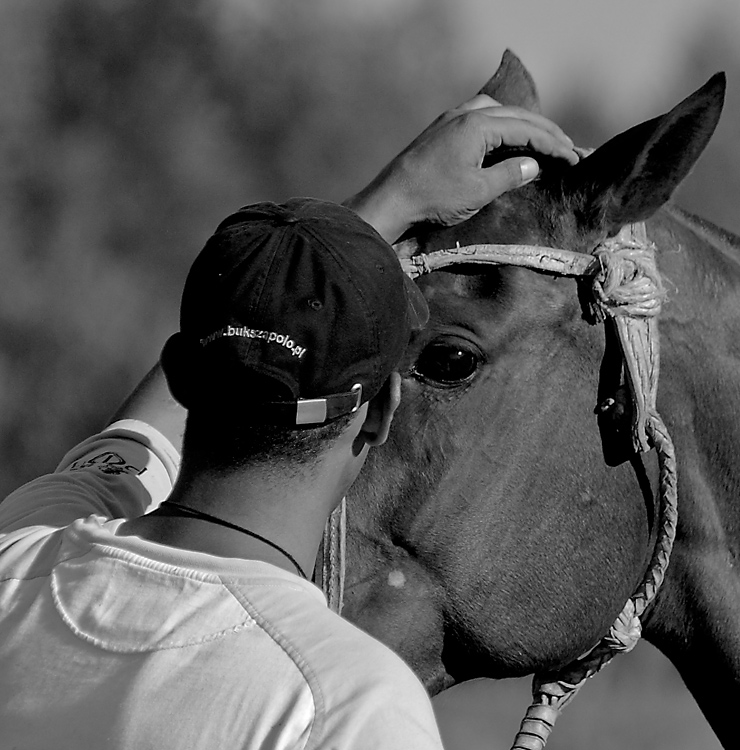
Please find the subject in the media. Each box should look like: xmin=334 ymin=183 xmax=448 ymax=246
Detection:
xmin=226 ymin=573 xmax=430 ymax=698
xmin=226 ymin=574 xmax=440 ymax=749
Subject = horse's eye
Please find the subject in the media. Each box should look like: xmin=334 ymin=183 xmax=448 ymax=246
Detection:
xmin=411 ymin=342 xmax=481 ymax=387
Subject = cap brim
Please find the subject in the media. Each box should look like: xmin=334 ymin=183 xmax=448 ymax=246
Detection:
xmin=402 ymin=274 xmax=429 ymax=331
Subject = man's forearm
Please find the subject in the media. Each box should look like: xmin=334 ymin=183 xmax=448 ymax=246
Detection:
xmin=343 ymin=167 xmax=416 ymax=244
xmin=108 ymin=363 xmax=186 ymax=454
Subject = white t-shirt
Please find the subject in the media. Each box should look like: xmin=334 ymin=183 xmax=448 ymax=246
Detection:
xmin=0 ymin=420 xmax=443 ymax=750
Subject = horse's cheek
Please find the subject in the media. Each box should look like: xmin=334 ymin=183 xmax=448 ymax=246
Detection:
xmin=340 ymin=541 xmax=449 ymax=691
xmin=341 ymin=396 xmax=454 ymax=688
xmin=409 ymin=373 xmax=652 ymax=675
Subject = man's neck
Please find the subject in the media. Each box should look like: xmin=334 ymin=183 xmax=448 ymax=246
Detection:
xmin=119 ymin=460 xmax=350 ymax=580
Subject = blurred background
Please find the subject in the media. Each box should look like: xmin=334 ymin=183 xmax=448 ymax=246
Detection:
xmin=0 ymin=0 xmax=736 ymax=747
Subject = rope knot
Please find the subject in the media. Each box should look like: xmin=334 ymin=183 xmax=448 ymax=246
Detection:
xmin=591 ymin=238 xmax=665 ymax=319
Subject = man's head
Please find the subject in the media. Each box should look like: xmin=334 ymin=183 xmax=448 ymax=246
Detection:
xmin=163 ymin=198 xmax=427 ymax=473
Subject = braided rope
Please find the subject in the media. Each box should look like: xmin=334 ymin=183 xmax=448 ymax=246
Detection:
xmin=511 ymin=409 xmax=678 ymax=749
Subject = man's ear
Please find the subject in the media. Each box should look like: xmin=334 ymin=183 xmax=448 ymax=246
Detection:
xmin=358 ymin=372 xmax=401 ymax=447
xmin=160 ymin=333 xmax=198 ymax=409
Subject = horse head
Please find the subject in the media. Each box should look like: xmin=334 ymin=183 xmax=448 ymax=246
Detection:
xmin=341 ymin=51 xmax=726 ymax=711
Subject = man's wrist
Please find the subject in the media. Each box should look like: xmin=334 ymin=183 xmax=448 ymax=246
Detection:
xmin=343 ymin=170 xmax=417 ymax=244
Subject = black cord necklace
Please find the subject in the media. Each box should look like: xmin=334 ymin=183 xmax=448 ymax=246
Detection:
xmin=160 ymin=500 xmax=308 ymax=580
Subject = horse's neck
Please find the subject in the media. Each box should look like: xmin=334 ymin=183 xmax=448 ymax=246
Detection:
xmin=659 ymin=204 xmax=740 ymax=270
xmin=648 ymin=205 xmax=740 ymax=329
xmin=651 ymin=199 xmax=740 ymax=393
xmin=649 ymin=200 xmax=740 ymax=588
xmin=643 ymin=206 xmax=740 ymax=743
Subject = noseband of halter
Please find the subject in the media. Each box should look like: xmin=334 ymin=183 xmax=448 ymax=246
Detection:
xmin=318 ymin=222 xmax=678 ymax=750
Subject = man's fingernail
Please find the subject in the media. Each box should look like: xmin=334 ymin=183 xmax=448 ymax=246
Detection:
xmin=520 ymin=158 xmax=539 ymax=183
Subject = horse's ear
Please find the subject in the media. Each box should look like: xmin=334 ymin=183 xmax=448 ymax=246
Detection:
xmin=564 ymin=73 xmax=726 ymax=234
xmin=479 ymin=49 xmax=541 ymax=113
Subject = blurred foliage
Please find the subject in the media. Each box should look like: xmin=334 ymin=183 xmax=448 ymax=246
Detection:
xmin=0 ymin=0 xmax=738 ymax=503
xmin=0 ymin=0 xmax=468 ymax=496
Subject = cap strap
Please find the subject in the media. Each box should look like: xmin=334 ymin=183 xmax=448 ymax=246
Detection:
xmin=259 ymin=383 xmax=363 ymax=426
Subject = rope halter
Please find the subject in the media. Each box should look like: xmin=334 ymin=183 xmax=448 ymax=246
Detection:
xmin=318 ymin=222 xmax=677 ymax=750
xmin=399 ymin=222 xmax=677 ymax=750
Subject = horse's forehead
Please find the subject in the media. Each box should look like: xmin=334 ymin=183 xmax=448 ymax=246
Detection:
xmin=419 ymin=187 xmax=575 ymax=256
xmin=418 ymin=265 xmax=572 ymax=316
xmin=419 ymin=270 xmax=501 ymax=301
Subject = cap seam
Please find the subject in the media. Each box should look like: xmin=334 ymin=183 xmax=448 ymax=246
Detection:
xmin=252 ymin=225 xmax=288 ymax=321
xmin=300 ymin=222 xmax=383 ymax=399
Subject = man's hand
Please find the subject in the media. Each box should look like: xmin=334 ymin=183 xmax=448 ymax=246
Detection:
xmin=345 ymin=94 xmax=578 ymax=242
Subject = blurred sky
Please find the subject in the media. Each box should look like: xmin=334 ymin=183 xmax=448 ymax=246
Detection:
xmin=458 ymin=0 xmax=739 ymax=121
xmin=317 ymin=0 xmax=740 ymax=124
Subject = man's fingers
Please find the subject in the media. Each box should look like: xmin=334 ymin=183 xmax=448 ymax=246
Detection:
xmin=474 ymin=115 xmax=579 ymax=164
xmin=370 ymin=93 xmax=579 ymax=232
xmin=481 ymin=108 xmax=575 ymax=149
xmin=451 ymin=104 xmax=575 ymax=155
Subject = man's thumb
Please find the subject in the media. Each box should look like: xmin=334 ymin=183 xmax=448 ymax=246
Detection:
xmin=518 ymin=157 xmax=540 ymax=185
xmin=484 ymin=156 xmax=540 ymax=201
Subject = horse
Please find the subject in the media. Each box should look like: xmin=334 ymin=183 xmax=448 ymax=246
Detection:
xmin=330 ymin=52 xmax=740 ymax=749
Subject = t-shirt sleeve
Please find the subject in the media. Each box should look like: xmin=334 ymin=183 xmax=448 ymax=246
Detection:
xmin=0 ymin=418 xmax=180 ymax=535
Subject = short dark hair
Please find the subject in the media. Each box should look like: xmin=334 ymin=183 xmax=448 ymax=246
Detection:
xmin=181 ymin=407 xmax=355 ymax=475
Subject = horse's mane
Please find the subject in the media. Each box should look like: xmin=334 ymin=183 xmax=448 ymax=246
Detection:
xmin=665 ymin=204 xmax=740 ymax=260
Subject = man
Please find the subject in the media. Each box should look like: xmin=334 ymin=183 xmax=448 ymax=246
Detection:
xmin=0 ymin=96 xmax=577 ymax=749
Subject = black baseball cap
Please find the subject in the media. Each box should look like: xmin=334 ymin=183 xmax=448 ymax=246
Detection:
xmin=177 ymin=198 xmax=428 ymax=425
